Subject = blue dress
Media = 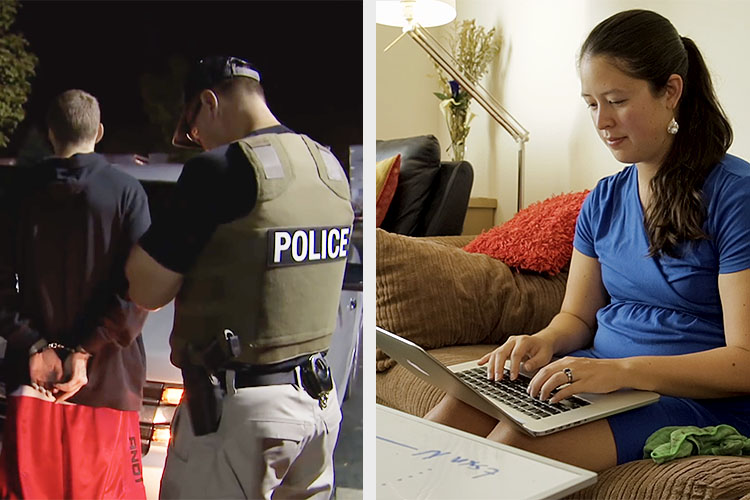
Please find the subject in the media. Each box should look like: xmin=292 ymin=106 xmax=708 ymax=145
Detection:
xmin=571 ymin=154 xmax=750 ymax=464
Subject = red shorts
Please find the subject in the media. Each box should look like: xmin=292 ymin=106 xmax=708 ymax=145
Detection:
xmin=0 ymin=387 xmax=146 ymax=499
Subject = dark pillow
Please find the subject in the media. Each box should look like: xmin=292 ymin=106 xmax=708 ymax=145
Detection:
xmin=376 ymin=135 xmax=441 ymax=236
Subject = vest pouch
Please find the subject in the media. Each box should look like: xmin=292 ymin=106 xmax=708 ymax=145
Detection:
xmin=301 ymin=135 xmax=351 ymax=202
xmin=237 ymin=135 xmax=294 ymax=202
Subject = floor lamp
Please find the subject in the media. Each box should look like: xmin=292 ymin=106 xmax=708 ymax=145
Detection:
xmin=377 ymin=0 xmax=530 ymax=212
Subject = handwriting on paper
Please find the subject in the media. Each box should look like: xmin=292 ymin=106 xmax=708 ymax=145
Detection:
xmin=376 ymin=436 xmax=500 ymax=479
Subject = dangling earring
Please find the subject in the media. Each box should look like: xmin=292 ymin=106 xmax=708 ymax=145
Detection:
xmin=667 ymin=117 xmax=679 ymax=135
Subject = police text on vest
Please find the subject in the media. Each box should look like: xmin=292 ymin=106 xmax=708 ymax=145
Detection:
xmin=268 ymin=226 xmax=351 ymax=267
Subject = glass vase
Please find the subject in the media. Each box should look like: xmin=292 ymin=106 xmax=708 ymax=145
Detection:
xmin=443 ymin=103 xmax=470 ymax=162
xmin=450 ymin=140 xmax=466 ymax=162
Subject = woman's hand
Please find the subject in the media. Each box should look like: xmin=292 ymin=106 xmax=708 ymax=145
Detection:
xmin=528 ymin=356 xmax=627 ymax=403
xmin=478 ymin=334 xmax=555 ymax=381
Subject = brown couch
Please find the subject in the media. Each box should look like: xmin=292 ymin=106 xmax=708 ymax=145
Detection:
xmin=376 ymin=228 xmax=750 ymax=500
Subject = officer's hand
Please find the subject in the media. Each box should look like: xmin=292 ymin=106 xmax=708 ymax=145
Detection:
xmin=29 ymin=348 xmax=64 ymax=398
xmin=54 ymin=351 xmax=92 ymax=403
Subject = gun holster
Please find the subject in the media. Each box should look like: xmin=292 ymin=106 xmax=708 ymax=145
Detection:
xmin=180 ymin=330 xmax=242 ymax=436
xmin=181 ymin=361 xmax=223 ymax=436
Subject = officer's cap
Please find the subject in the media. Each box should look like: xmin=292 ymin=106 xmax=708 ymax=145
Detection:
xmin=172 ymin=56 xmax=261 ymax=149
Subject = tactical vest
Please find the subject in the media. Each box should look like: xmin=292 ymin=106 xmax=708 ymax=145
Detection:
xmin=170 ymin=133 xmax=354 ymax=366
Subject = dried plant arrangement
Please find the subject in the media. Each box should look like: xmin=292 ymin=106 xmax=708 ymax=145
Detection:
xmin=434 ymin=19 xmax=502 ymax=161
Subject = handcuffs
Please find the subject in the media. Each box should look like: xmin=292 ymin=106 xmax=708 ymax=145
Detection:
xmin=299 ymin=352 xmax=333 ymax=409
xmin=28 ymin=339 xmax=92 ymax=358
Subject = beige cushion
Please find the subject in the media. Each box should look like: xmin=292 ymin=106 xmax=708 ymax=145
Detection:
xmin=564 ymin=456 xmax=750 ymax=500
xmin=376 ymin=229 xmax=567 ymax=371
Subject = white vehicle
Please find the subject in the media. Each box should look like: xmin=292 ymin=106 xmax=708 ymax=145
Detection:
xmin=136 ymin=300 xmax=182 ymax=498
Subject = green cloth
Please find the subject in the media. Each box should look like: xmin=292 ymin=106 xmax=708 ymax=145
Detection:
xmin=644 ymin=424 xmax=750 ymax=464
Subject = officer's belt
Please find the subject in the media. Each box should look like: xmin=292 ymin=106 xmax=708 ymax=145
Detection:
xmin=219 ymin=352 xmax=325 ymax=390
xmin=219 ymin=369 xmax=297 ymax=390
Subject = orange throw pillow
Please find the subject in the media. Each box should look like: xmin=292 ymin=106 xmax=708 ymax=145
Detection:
xmin=464 ymin=190 xmax=590 ymax=275
xmin=376 ymin=154 xmax=401 ymax=227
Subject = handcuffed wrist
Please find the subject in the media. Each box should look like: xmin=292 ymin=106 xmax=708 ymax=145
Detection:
xmin=28 ymin=338 xmax=49 ymax=357
xmin=75 ymin=345 xmax=93 ymax=358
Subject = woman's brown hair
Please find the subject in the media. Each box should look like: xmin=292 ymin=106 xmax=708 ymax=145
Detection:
xmin=580 ymin=9 xmax=733 ymax=257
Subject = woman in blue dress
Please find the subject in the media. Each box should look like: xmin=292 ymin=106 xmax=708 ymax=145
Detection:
xmin=426 ymin=9 xmax=750 ymax=471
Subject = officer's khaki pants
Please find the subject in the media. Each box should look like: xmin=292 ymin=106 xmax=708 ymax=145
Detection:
xmin=159 ymin=383 xmax=341 ymax=499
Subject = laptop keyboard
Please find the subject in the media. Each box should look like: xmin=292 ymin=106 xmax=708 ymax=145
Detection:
xmin=457 ymin=367 xmax=590 ymax=420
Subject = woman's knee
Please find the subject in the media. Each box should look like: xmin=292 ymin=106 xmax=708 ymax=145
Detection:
xmin=424 ymin=396 xmax=498 ymax=436
xmin=425 ymin=395 xmax=463 ymax=418
xmin=487 ymin=421 xmax=530 ymax=449
xmin=487 ymin=419 xmax=618 ymax=471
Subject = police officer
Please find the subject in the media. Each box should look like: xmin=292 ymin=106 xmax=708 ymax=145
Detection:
xmin=125 ymin=56 xmax=353 ymax=499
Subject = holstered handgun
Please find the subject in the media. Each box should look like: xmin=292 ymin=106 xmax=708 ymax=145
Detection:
xmin=180 ymin=329 xmax=241 ymax=436
xmin=180 ymin=357 xmax=223 ymax=436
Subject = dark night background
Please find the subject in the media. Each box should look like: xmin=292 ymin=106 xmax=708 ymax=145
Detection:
xmin=7 ymin=0 xmax=362 ymax=169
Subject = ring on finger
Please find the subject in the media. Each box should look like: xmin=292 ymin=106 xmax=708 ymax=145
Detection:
xmin=563 ymin=367 xmax=574 ymax=384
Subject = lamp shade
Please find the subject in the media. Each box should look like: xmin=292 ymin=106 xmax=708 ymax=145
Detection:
xmin=376 ymin=0 xmax=457 ymax=29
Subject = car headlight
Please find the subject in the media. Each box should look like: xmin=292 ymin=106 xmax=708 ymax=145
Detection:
xmin=140 ymin=382 xmax=183 ymax=455
xmin=151 ymin=425 xmax=172 ymax=444
xmin=161 ymin=387 xmax=184 ymax=406
xmin=153 ymin=402 xmax=178 ymax=426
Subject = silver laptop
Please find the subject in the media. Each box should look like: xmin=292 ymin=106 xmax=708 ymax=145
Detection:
xmin=376 ymin=326 xmax=659 ymax=437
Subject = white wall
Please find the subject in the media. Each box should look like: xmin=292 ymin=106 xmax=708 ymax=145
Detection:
xmin=376 ymin=0 xmax=750 ymax=223
xmin=376 ymin=23 xmax=449 ymax=141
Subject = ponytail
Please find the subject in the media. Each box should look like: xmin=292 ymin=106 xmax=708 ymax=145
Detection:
xmin=645 ymin=36 xmax=732 ymax=257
